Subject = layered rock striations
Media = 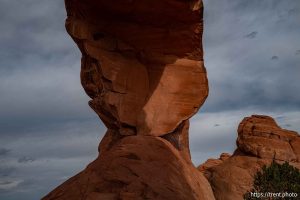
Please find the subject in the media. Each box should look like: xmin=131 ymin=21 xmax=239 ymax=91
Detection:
xmin=199 ymin=115 xmax=300 ymax=200
xmin=237 ymin=115 xmax=300 ymax=161
xmin=66 ymin=0 xmax=208 ymax=138
xmin=43 ymin=0 xmax=214 ymax=200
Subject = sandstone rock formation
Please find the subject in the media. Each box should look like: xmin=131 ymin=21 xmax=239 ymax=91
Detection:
xmin=237 ymin=115 xmax=300 ymax=162
xmin=199 ymin=115 xmax=300 ymax=200
xmin=43 ymin=0 xmax=214 ymax=200
xmin=198 ymin=153 xmax=231 ymax=179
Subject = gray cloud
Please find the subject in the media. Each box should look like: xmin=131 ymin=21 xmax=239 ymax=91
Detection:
xmin=0 ymin=0 xmax=89 ymax=135
xmin=0 ymin=1 xmax=104 ymax=197
xmin=271 ymin=56 xmax=279 ymax=60
xmin=0 ymin=166 xmax=16 ymax=177
xmin=0 ymin=119 xmax=104 ymax=199
xmin=0 ymin=180 xmax=23 ymax=191
xmin=0 ymin=148 xmax=10 ymax=156
xmin=202 ymin=0 xmax=300 ymax=113
xmin=18 ymin=157 xmax=35 ymax=164
xmin=244 ymin=31 xmax=258 ymax=39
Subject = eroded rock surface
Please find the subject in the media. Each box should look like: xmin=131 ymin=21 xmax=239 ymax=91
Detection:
xmin=199 ymin=115 xmax=300 ymax=200
xmin=66 ymin=0 xmax=208 ymax=137
xmin=237 ymin=115 xmax=299 ymax=161
xmin=43 ymin=0 xmax=212 ymax=200
xmin=44 ymin=134 xmax=214 ymax=200
xmin=197 ymin=153 xmax=231 ymax=179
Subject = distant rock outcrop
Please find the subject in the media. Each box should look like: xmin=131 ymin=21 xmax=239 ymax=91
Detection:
xmin=43 ymin=0 xmax=214 ymax=200
xmin=237 ymin=115 xmax=300 ymax=161
xmin=199 ymin=115 xmax=300 ymax=200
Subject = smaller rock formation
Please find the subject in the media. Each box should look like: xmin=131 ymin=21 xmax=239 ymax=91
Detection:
xmin=198 ymin=153 xmax=231 ymax=179
xmin=199 ymin=115 xmax=300 ymax=200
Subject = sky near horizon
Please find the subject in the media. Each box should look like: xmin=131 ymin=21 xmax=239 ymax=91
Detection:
xmin=0 ymin=0 xmax=300 ymax=199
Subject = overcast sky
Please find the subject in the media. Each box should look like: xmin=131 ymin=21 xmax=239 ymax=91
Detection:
xmin=0 ymin=0 xmax=299 ymax=199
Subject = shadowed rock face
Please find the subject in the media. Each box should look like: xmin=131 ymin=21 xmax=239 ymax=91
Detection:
xmin=66 ymin=0 xmax=208 ymax=138
xmin=199 ymin=115 xmax=300 ymax=200
xmin=43 ymin=0 xmax=213 ymax=200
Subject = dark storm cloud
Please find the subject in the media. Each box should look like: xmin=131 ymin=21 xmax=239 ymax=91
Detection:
xmin=0 ymin=167 xmax=16 ymax=177
xmin=244 ymin=31 xmax=258 ymax=39
xmin=202 ymin=0 xmax=300 ymax=113
xmin=18 ymin=157 xmax=35 ymax=164
xmin=0 ymin=119 xmax=104 ymax=199
xmin=0 ymin=0 xmax=78 ymax=71
xmin=0 ymin=148 xmax=10 ymax=156
xmin=0 ymin=180 xmax=23 ymax=191
xmin=0 ymin=0 xmax=104 ymax=199
xmin=0 ymin=0 xmax=95 ymax=134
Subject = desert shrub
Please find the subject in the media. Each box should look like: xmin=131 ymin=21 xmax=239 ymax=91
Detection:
xmin=244 ymin=161 xmax=300 ymax=199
